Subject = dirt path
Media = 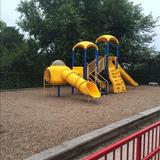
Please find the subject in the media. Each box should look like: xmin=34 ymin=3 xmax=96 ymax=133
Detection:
xmin=0 ymin=86 xmax=160 ymax=160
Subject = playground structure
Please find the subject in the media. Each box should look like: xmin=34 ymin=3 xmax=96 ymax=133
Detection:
xmin=43 ymin=34 xmax=138 ymax=98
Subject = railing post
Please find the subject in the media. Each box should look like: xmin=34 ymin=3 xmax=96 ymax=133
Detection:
xmin=105 ymin=43 xmax=109 ymax=80
xmin=71 ymin=87 xmax=74 ymax=94
xmin=57 ymin=86 xmax=61 ymax=97
xmin=83 ymin=49 xmax=87 ymax=79
xmin=136 ymin=136 xmax=142 ymax=160
xmin=16 ymin=72 xmax=19 ymax=89
xmin=43 ymin=78 xmax=45 ymax=96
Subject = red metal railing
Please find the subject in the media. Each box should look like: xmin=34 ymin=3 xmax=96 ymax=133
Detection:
xmin=83 ymin=121 xmax=160 ymax=160
xmin=143 ymin=146 xmax=160 ymax=160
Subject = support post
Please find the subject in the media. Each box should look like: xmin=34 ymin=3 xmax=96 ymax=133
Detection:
xmin=136 ymin=136 xmax=142 ymax=160
xmin=72 ymin=87 xmax=74 ymax=94
xmin=57 ymin=86 xmax=61 ymax=97
xmin=116 ymin=45 xmax=119 ymax=69
xmin=72 ymin=50 xmax=75 ymax=94
xmin=84 ymin=48 xmax=87 ymax=79
xmin=72 ymin=50 xmax=75 ymax=68
xmin=105 ymin=43 xmax=109 ymax=80
xmin=95 ymin=49 xmax=99 ymax=82
xmin=43 ymin=78 xmax=46 ymax=96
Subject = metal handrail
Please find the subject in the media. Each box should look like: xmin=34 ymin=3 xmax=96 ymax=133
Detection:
xmin=87 ymin=56 xmax=103 ymax=68
xmin=97 ymin=56 xmax=105 ymax=73
xmin=88 ymin=72 xmax=109 ymax=93
xmin=83 ymin=121 xmax=160 ymax=160
xmin=97 ymin=72 xmax=107 ymax=83
xmin=87 ymin=59 xmax=96 ymax=74
xmin=87 ymin=56 xmax=104 ymax=74
xmin=88 ymin=76 xmax=96 ymax=83
xmin=143 ymin=146 xmax=160 ymax=160
xmin=88 ymin=72 xmax=102 ymax=92
xmin=96 ymin=72 xmax=109 ymax=93
xmin=88 ymin=72 xmax=95 ymax=79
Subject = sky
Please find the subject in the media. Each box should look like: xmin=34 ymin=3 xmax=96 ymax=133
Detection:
xmin=1 ymin=0 xmax=160 ymax=50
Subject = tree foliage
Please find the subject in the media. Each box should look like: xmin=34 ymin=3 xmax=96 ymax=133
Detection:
xmin=0 ymin=20 xmax=44 ymax=73
xmin=17 ymin=0 xmax=158 ymax=66
xmin=0 ymin=21 xmax=24 ymax=71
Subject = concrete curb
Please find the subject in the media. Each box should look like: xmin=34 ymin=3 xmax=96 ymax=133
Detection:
xmin=26 ymin=106 xmax=160 ymax=160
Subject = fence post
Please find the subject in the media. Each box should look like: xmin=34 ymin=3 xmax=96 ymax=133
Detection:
xmin=16 ymin=72 xmax=19 ymax=89
xmin=136 ymin=136 xmax=142 ymax=160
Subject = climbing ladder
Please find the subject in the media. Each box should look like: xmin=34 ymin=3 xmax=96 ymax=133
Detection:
xmin=108 ymin=57 xmax=126 ymax=93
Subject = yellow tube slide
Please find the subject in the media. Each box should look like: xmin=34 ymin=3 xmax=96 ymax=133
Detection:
xmin=44 ymin=66 xmax=101 ymax=98
xmin=119 ymin=65 xmax=138 ymax=87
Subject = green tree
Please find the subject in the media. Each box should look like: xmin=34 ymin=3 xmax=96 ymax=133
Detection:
xmin=0 ymin=20 xmax=43 ymax=73
xmin=17 ymin=0 xmax=158 ymax=67
xmin=17 ymin=0 xmax=83 ymax=66
xmin=0 ymin=21 xmax=7 ymax=31
xmin=0 ymin=21 xmax=25 ymax=71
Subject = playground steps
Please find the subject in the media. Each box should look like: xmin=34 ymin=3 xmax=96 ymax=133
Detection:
xmin=108 ymin=59 xmax=126 ymax=93
xmin=97 ymin=79 xmax=107 ymax=94
xmin=88 ymin=71 xmax=108 ymax=94
xmin=97 ymin=79 xmax=106 ymax=90
xmin=87 ymin=56 xmax=108 ymax=94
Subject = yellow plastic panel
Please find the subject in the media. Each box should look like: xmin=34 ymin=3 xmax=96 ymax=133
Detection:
xmin=44 ymin=66 xmax=69 ymax=85
xmin=72 ymin=66 xmax=83 ymax=77
xmin=96 ymin=35 xmax=119 ymax=44
xmin=72 ymin=41 xmax=99 ymax=50
xmin=62 ymin=69 xmax=101 ymax=98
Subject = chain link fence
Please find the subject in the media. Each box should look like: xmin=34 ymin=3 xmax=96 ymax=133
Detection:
xmin=0 ymin=71 xmax=159 ymax=90
xmin=0 ymin=72 xmax=43 ymax=90
xmin=129 ymin=73 xmax=160 ymax=85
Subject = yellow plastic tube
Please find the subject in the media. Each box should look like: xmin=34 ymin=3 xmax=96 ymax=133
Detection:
xmin=44 ymin=66 xmax=101 ymax=98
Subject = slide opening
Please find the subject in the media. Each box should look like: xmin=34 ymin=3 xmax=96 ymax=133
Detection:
xmin=86 ymin=81 xmax=101 ymax=98
xmin=44 ymin=69 xmax=51 ymax=83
